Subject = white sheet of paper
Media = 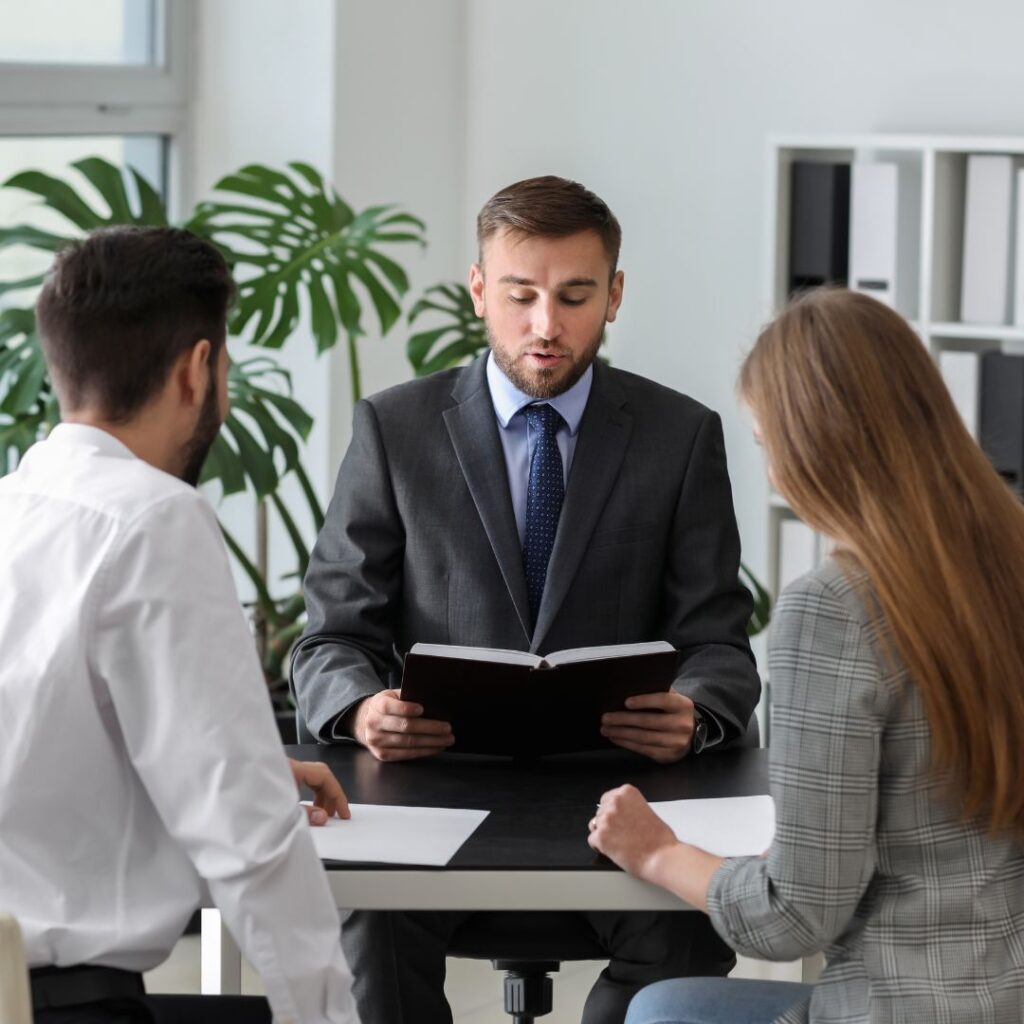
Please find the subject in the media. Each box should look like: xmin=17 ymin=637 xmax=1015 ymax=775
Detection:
xmin=303 ymin=802 xmax=489 ymax=866
xmin=648 ymin=795 xmax=776 ymax=857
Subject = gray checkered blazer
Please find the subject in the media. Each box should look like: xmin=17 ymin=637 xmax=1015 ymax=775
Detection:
xmin=707 ymin=558 xmax=1024 ymax=1023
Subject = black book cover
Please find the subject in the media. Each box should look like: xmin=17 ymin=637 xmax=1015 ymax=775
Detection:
xmin=399 ymin=644 xmax=679 ymax=757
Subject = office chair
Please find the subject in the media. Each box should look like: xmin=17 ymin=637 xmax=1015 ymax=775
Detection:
xmin=0 ymin=913 xmax=32 ymax=1024
xmin=450 ymin=913 xmax=599 ymax=1023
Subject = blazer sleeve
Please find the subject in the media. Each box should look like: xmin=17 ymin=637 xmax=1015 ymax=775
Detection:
xmin=290 ymin=399 xmax=405 ymax=740
xmin=664 ymin=410 xmax=760 ymax=743
xmin=705 ymin=570 xmax=886 ymax=960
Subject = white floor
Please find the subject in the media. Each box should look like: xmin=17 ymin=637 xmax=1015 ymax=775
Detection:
xmin=146 ymin=935 xmax=805 ymax=1023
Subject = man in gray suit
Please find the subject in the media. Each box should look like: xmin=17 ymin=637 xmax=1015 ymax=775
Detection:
xmin=292 ymin=176 xmax=760 ymax=1024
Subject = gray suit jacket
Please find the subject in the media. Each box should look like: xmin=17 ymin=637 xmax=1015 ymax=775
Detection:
xmin=708 ymin=559 xmax=1024 ymax=1024
xmin=292 ymin=355 xmax=759 ymax=744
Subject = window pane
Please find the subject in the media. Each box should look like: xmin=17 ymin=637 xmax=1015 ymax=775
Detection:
xmin=0 ymin=135 xmax=166 ymax=307
xmin=0 ymin=0 xmax=158 ymax=65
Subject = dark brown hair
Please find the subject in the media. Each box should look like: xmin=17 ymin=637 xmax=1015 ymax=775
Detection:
xmin=476 ymin=175 xmax=622 ymax=275
xmin=36 ymin=226 xmax=236 ymax=423
xmin=739 ymin=287 xmax=1024 ymax=839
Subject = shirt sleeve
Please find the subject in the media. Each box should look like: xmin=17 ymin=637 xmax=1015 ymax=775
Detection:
xmin=705 ymin=571 xmax=885 ymax=961
xmin=90 ymin=490 xmax=358 ymax=1024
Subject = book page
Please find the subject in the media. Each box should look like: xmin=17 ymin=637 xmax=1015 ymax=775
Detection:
xmin=408 ymin=643 xmax=542 ymax=667
xmin=543 ymin=640 xmax=675 ymax=667
xmin=303 ymin=802 xmax=489 ymax=866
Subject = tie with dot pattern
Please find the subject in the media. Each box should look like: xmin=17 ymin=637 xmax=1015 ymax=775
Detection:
xmin=522 ymin=403 xmax=565 ymax=630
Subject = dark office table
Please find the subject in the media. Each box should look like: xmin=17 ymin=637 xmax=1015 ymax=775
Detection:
xmin=202 ymin=744 xmax=770 ymax=994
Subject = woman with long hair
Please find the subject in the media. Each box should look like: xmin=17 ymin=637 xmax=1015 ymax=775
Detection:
xmin=589 ymin=288 xmax=1024 ymax=1024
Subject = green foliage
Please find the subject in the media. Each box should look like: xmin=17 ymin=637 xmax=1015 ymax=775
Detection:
xmin=741 ymin=561 xmax=772 ymax=637
xmin=188 ymin=162 xmax=425 ymax=404
xmin=407 ymin=282 xmax=488 ymax=376
xmin=0 ymin=154 xmax=773 ymax=689
xmin=0 ymin=156 xmax=424 ymax=695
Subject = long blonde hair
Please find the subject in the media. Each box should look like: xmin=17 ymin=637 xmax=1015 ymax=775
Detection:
xmin=740 ymin=288 xmax=1024 ymax=838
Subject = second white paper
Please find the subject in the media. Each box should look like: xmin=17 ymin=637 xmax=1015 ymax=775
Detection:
xmin=304 ymin=802 xmax=489 ymax=867
xmin=649 ymin=795 xmax=775 ymax=858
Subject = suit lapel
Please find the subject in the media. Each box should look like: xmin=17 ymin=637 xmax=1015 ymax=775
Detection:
xmin=443 ymin=358 xmax=532 ymax=643
xmin=531 ymin=364 xmax=632 ymax=651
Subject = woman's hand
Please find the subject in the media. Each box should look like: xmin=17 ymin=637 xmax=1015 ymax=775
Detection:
xmin=587 ymin=783 xmax=678 ymax=879
xmin=588 ymin=783 xmax=724 ymax=912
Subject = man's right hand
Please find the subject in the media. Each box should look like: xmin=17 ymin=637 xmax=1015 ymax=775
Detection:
xmin=348 ymin=689 xmax=454 ymax=762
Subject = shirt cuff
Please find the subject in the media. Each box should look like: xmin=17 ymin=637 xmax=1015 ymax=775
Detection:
xmin=694 ymin=703 xmax=725 ymax=751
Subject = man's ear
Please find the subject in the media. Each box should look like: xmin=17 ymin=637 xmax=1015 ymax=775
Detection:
xmin=469 ymin=263 xmax=486 ymax=318
xmin=176 ymin=339 xmax=213 ymax=410
xmin=605 ymin=270 xmax=625 ymax=324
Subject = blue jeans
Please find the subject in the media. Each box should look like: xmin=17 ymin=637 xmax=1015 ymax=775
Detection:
xmin=625 ymin=977 xmax=813 ymax=1024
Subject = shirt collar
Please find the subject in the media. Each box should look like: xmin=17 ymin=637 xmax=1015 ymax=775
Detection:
xmin=485 ymin=351 xmax=593 ymax=436
xmin=46 ymin=422 xmax=138 ymax=460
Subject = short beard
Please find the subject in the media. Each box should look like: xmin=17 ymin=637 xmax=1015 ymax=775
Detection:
xmin=180 ymin=371 xmax=222 ymax=488
xmin=487 ymin=323 xmax=603 ymax=400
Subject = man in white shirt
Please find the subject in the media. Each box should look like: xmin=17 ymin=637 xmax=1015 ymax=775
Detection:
xmin=0 ymin=227 xmax=360 ymax=1024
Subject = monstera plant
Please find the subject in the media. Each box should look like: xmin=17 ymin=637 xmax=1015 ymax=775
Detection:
xmin=0 ymin=156 xmax=425 ymax=706
xmin=0 ymin=157 xmax=770 ymax=720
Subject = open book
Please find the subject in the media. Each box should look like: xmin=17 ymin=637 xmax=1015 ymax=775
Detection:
xmin=400 ymin=640 xmax=679 ymax=756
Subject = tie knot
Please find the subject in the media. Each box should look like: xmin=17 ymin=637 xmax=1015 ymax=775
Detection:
xmin=524 ymin=403 xmax=563 ymax=437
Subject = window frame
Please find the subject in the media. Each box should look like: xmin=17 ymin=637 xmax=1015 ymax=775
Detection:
xmin=0 ymin=0 xmax=192 ymax=219
xmin=0 ymin=0 xmax=190 ymax=107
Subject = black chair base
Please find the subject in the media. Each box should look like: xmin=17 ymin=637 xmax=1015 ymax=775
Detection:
xmin=451 ymin=914 xmax=598 ymax=1022
xmin=495 ymin=959 xmax=560 ymax=1023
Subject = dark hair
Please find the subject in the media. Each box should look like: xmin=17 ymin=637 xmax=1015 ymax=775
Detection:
xmin=476 ymin=175 xmax=622 ymax=274
xmin=36 ymin=226 xmax=237 ymax=423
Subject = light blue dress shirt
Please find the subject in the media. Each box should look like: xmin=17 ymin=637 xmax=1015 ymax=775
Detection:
xmin=485 ymin=352 xmax=593 ymax=545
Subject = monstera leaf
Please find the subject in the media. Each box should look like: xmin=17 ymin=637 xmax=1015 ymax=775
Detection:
xmin=407 ymin=282 xmax=487 ymax=376
xmin=0 ymin=308 xmax=57 ymax=475
xmin=188 ymin=163 xmax=425 ymax=391
xmin=201 ymin=356 xmax=313 ymax=499
xmin=0 ymin=156 xmax=168 ymax=256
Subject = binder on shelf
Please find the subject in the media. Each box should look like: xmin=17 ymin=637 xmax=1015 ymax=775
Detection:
xmin=788 ymin=161 xmax=851 ymax=295
xmin=980 ymin=352 xmax=1024 ymax=494
xmin=848 ymin=163 xmax=898 ymax=308
xmin=1015 ymin=168 xmax=1024 ymax=328
xmin=939 ymin=350 xmax=981 ymax=439
xmin=961 ymin=155 xmax=1013 ymax=325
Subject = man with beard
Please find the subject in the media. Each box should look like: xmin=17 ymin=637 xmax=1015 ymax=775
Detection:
xmin=0 ymin=227 xmax=359 ymax=1023
xmin=292 ymin=177 xmax=760 ymax=1024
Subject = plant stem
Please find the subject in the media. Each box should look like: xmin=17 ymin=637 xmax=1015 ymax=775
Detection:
xmin=347 ymin=331 xmax=362 ymax=405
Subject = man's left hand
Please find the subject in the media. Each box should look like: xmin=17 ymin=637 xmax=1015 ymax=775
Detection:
xmin=601 ymin=691 xmax=695 ymax=763
xmin=288 ymin=758 xmax=351 ymax=826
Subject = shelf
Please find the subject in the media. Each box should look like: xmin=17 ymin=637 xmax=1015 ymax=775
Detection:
xmin=928 ymin=322 xmax=1024 ymax=343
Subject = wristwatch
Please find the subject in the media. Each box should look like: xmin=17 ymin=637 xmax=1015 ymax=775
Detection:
xmin=691 ymin=706 xmax=708 ymax=755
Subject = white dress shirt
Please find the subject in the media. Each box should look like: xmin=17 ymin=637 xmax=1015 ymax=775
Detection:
xmin=0 ymin=424 xmax=358 ymax=1024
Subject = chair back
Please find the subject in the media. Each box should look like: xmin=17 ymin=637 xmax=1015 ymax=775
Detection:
xmin=0 ymin=913 xmax=32 ymax=1024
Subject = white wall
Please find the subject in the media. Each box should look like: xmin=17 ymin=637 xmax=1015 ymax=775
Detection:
xmin=460 ymin=0 xmax=1024 ymax=585
xmin=192 ymin=0 xmax=1024 ymax=606
xmin=331 ymin=0 xmax=468 ymax=473
xmin=190 ymin=0 xmax=337 ymax=597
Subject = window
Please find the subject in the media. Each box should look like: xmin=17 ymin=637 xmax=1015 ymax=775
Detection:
xmin=0 ymin=0 xmax=187 ymax=107
xmin=0 ymin=0 xmax=158 ymax=66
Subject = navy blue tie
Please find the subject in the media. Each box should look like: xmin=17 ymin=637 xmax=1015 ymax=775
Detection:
xmin=523 ymin=403 xmax=565 ymax=629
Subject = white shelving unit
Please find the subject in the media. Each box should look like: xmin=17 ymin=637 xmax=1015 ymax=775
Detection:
xmin=764 ymin=133 xmax=1024 ymax=607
